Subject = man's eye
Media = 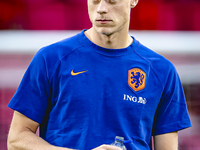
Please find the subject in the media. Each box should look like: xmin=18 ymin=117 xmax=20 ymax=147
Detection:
xmin=92 ymin=0 xmax=116 ymax=4
xmin=109 ymin=0 xmax=116 ymax=4
xmin=93 ymin=0 xmax=100 ymax=3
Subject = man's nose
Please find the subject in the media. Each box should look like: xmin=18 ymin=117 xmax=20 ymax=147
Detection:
xmin=97 ymin=0 xmax=108 ymax=14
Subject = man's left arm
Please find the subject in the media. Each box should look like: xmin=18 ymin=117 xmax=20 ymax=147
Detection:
xmin=154 ymin=131 xmax=178 ymax=150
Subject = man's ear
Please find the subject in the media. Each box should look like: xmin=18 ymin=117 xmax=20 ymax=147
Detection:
xmin=130 ymin=0 xmax=138 ymax=8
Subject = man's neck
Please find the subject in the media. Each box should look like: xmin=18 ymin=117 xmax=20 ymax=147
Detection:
xmin=85 ymin=27 xmax=133 ymax=49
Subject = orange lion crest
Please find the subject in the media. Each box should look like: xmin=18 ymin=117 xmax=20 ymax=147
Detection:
xmin=128 ymin=68 xmax=146 ymax=92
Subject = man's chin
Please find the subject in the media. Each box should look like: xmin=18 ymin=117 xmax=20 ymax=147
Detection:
xmin=97 ymin=28 xmax=114 ymax=36
xmin=100 ymin=31 xmax=113 ymax=36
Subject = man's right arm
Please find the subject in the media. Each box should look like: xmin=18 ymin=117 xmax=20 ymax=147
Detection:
xmin=7 ymin=111 xmax=72 ymax=150
xmin=7 ymin=111 xmax=121 ymax=150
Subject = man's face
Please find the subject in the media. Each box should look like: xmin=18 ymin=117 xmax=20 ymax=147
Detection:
xmin=88 ymin=0 xmax=136 ymax=36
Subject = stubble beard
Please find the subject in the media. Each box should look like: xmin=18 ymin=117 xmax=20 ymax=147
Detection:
xmin=99 ymin=30 xmax=113 ymax=37
xmin=94 ymin=24 xmax=115 ymax=37
xmin=96 ymin=20 xmax=128 ymax=38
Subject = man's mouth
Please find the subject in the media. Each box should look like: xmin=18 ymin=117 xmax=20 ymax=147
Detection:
xmin=96 ymin=19 xmax=112 ymax=24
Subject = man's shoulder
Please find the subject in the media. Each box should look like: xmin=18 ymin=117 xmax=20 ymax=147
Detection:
xmin=40 ymin=32 xmax=84 ymax=57
xmin=136 ymin=42 xmax=173 ymax=67
xmin=30 ymin=31 xmax=86 ymax=70
xmin=134 ymin=41 xmax=176 ymax=77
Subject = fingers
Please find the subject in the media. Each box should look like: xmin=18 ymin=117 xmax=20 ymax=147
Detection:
xmin=92 ymin=144 xmax=122 ymax=150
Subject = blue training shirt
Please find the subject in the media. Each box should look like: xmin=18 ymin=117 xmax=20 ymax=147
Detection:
xmin=8 ymin=30 xmax=192 ymax=150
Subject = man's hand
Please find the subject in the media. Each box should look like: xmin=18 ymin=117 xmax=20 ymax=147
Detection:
xmin=92 ymin=144 xmax=122 ymax=150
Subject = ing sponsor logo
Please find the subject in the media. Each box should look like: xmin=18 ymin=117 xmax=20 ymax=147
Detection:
xmin=123 ymin=94 xmax=147 ymax=104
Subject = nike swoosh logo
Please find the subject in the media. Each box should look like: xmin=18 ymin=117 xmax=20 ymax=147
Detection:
xmin=71 ymin=70 xmax=88 ymax=76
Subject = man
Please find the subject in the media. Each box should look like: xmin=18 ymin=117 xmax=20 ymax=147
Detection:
xmin=7 ymin=0 xmax=191 ymax=150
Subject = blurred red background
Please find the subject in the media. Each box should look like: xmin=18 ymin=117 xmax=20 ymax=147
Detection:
xmin=0 ymin=0 xmax=200 ymax=30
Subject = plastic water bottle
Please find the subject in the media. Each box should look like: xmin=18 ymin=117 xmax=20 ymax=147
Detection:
xmin=111 ymin=136 xmax=127 ymax=150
